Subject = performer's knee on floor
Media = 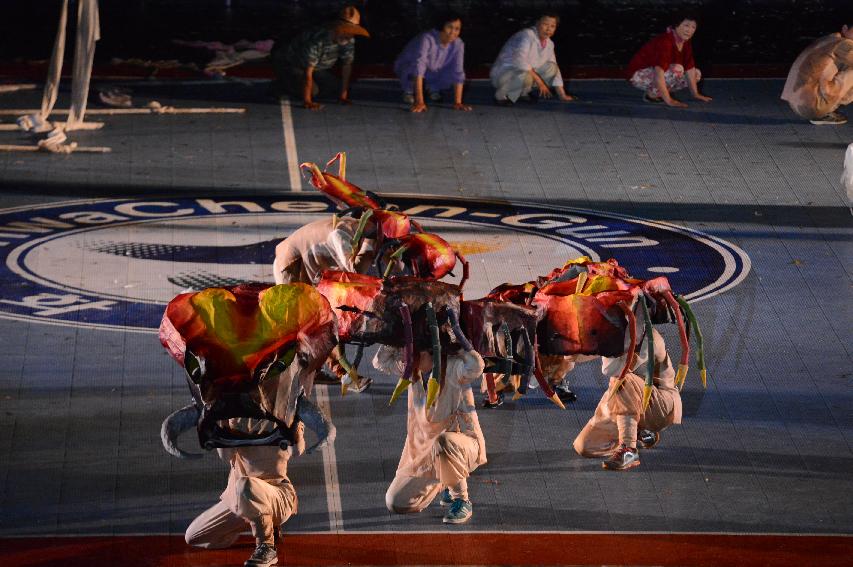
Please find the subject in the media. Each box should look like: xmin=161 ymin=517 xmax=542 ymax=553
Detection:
xmin=385 ymin=490 xmax=412 ymax=514
xmin=573 ymin=437 xmax=611 ymax=458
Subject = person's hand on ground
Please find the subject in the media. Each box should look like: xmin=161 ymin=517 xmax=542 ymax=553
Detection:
xmin=304 ymin=100 xmax=323 ymax=111
xmin=453 ymin=102 xmax=472 ymax=111
xmin=693 ymin=93 xmax=712 ymax=102
xmin=410 ymin=102 xmax=428 ymax=113
xmin=538 ymin=84 xmax=553 ymax=98
xmin=664 ymin=97 xmax=688 ymax=108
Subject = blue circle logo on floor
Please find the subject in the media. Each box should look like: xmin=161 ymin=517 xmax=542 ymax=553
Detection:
xmin=0 ymin=196 xmax=750 ymax=332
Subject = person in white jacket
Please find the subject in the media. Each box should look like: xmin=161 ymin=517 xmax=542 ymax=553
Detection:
xmin=573 ymin=328 xmax=682 ymax=471
xmin=490 ymin=14 xmax=573 ymax=104
xmin=377 ymin=345 xmax=486 ymax=524
xmin=273 ymin=215 xmax=376 ymax=286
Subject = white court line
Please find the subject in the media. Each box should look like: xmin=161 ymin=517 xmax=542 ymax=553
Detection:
xmin=279 ymin=97 xmax=302 ymax=192
xmin=313 ymin=385 xmax=344 ymax=533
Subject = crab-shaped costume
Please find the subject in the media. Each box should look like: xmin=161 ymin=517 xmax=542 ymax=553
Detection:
xmin=486 ymin=257 xmax=706 ymax=410
xmin=273 ymin=154 xmax=413 ymax=286
xmin=158 ymin=282 xmax=339 ymax=554
xmin=291 ymin=152 xmax=470 ymax=288
xmin=159 ymin=282 xmax=337 ymax=457
xmin=317 ymin=268 xmax=563 ymax=410
xmin=275 ymin=154 xmax=470 ymax=392
xmin=317 ymin=270 xmax=460 ymax=404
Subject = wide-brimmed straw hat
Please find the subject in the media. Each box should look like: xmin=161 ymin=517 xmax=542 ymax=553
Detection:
xmin=332 ymin=6 xmax=370 ymax=38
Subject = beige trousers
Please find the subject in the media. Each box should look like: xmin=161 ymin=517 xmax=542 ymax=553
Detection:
xmin=185 ymin=477 xmax=297 ymax=548
xmin=573 ymin=374 xmax=677 ymax=457
xmin=385 ymin=432 xmax=480 ymax=513
xmin=493 ymin=61 xmax=560 ymax=102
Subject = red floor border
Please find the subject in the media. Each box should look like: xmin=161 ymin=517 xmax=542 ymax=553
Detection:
xmin=1 ymin=532 xmax=851 ymax=566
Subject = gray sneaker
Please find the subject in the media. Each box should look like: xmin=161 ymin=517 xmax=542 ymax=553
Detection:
xmin=602 ymin=444 xmax=640 ymax=471
xmin=442 ymin=499 xmax=473 ymax=524
xmin=402 ymin=92 xmax=415 ymax=104
xmin=438 ymin=488 xmax=453 ymax=507
xmin=809 ymin=112 xmax=847 ymax=125
xmin=245 ymin=543 xmax=278 ymax=567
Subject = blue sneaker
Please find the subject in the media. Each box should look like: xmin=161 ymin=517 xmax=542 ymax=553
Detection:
xmin=442 ymin=499 xmax=473 ymax=524
xmin=438 ymin=488 xmax=453 ymax=507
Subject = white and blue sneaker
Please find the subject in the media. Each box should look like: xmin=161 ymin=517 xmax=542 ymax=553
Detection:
xmin=442 ymin=499 xmax=473 ymax=524
xmin=438 ymin=488 xmax=453 ymax=507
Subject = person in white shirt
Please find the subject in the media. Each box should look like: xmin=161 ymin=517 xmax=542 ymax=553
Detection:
xmin=377 ymin=345 xmax=486 ymax=524
xmin=272 ymin=215 xmax=375 ymax=286
xmin=490 ymin=14 xmax=573 ymax=104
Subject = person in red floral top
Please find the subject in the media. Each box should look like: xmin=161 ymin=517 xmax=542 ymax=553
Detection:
xmin=626 ymin=15 xmax=712 ymax=107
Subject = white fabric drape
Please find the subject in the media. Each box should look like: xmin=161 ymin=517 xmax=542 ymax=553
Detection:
xmin=40 ymin=0 xmax=100 ymax=130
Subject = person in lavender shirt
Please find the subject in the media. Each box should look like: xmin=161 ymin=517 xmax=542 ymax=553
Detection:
xmin=394 ymin=12 xmax=472 ymax=113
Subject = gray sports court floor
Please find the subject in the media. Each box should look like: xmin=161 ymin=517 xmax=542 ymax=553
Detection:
xmin=0 ymin=78 xmax=851 ymax=565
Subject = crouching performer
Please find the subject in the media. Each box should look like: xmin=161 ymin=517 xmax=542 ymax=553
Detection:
xmin=573 ymin=328 xmax=681 ymax=471
xmin=184 ymin=419 xmax=302 ymax=566
xmin=160 ymin=283 xmax=337 ymax=567
xmin=273 ymin=154 xmax=414 ymax=287
xmin=377 ymin=345 xmax=486 ymax=524
xmin=273 ymin=213 xmax=377 ymax=285
xmin=781 ymin=24 xmax=853 ymax=125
